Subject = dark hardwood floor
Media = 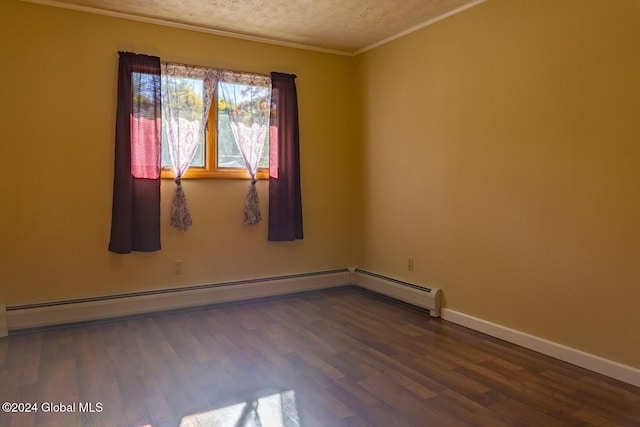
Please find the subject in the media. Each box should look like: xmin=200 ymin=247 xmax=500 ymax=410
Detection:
xmin=0 ymin=287 xmax=638 ymax=427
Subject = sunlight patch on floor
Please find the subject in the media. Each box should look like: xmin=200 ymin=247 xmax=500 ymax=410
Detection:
xmin=178 ymin=390 xmax=300 ymax=427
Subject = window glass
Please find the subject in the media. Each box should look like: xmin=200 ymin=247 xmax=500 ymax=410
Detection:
xmin=217 ymin=81 xmax=270 ymax=170
xmin=161 ymin=76 xmax=205 ymax=169
xmin=157 ymin=69 xmax=272 ymax=179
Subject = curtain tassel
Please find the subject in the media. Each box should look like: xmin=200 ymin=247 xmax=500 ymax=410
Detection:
xmin=244 ymin=179 xmax=262 ymax=225
xmin=171 ymin=177 xmax=192 ymax=231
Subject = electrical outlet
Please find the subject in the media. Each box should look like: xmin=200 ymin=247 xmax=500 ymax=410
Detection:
xmin=173 ymin=260 xmax=183 ymax=275
xmin=407 ymin=257 xmax=414 ymax=271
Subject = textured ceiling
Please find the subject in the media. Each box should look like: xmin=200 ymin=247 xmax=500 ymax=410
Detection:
xmin=24 ymin=0 xmax=485 ymax=55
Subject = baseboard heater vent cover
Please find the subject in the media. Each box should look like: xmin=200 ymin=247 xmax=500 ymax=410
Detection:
xmin=352 ymin=269 xmax=441 ymax=317
xmin=4 ymin=269 xmax=351 ymax=332
xmin=0 ymin=304 xmax=7 ymax=337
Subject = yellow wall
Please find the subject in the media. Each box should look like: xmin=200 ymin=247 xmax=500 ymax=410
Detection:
xmin=356 ymin=0 xmax=640 ymax=368
xmin=0 ymin=0 xmax=362 ymax=304
xmin=2 ymin=0 xmax=639 ymax=370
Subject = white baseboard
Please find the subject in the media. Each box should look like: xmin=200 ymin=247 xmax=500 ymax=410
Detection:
xmin=5 ymin=269 xmax=351 ymax=332
xmin=0 ymin=304 xmax=7 ymax=337
xmin=441 ymin=308 xmax=640 ymax=388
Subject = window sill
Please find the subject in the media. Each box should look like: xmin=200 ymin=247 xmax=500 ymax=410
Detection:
xmin=161 ymin=168 xmax=269 ymax=180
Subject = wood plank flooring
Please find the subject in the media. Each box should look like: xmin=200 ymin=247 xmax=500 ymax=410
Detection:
xmin=0 ymin=287 xmax=639 ymax=427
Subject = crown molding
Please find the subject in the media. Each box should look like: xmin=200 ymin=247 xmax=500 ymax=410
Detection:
xmin=354 ymin=0 xmax=488 ymax=55
xmin=19 ymin=0 xmax=354 ymax=56
xmin=21 ymin=0 xmax=487 ymax=57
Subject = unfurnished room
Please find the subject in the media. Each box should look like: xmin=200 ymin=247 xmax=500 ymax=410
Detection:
xmin=1 ymin=0 xmax=639 ymax=425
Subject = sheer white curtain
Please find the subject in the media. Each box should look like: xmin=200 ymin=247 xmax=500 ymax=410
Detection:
xmin=161 ymin=63 xmax=218 ymax=230
xmin=218 ymin=71 xmax=271 ymax=225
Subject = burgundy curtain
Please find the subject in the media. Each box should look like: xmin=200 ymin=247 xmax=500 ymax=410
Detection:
xmin=268 ymin=72 xmax=303 ymax=241
xmin=109 ymin=52 xmax=162 ymax=253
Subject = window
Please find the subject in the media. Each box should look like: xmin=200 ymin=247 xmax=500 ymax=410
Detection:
xmin=112 ymin=53 xmax=301 ymax=234
xmin=160 ymin=77 xmax=271 ymax=180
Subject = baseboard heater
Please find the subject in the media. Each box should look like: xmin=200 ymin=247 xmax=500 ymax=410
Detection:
xmin=352 ymin=268 xmax=442 ymax=317
xmin=1 ymin=267 xmax=441 ymax=335
xmin=0 ymin=304 xmax=7 ymax=337
xmin=3 ymin=269 xmax=352 ymax=333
